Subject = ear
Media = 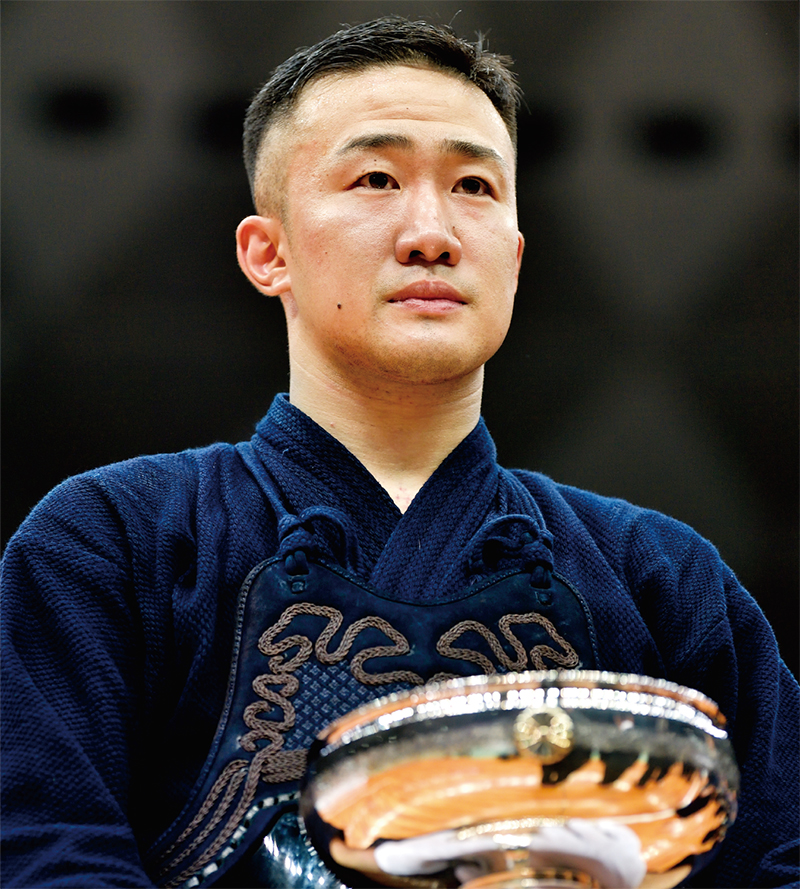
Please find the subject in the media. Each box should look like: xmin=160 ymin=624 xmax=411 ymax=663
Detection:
xmin=512 ymin=231 xmax=525 ymax=285
xmin=236 ymin=214 xmax=292 ymax=296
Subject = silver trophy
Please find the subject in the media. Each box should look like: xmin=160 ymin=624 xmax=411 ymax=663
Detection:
xmin=301 ymin=671 xmax=739 ymax=889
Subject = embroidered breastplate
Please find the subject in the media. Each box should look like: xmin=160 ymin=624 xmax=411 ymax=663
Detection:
xmin=144 ymin=553 xmax=598 ymax=888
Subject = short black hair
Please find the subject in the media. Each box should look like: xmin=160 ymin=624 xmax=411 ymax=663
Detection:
xmin=243 ymin=15 xmax=521 ymax=209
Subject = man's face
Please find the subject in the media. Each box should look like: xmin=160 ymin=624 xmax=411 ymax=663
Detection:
xmin=257 ymin=63 xmax=523 ymax=390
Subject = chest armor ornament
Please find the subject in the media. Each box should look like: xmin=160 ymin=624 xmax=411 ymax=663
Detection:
xmin=145 ymin=532 xmax=599 ymax=888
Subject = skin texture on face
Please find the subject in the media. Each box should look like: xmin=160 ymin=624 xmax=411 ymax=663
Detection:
xmin=238 ymin=64 xmax=524 ymax=398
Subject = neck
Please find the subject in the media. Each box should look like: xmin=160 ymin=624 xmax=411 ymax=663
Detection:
xmin=288 ymin=364 xmax=484 ymax=513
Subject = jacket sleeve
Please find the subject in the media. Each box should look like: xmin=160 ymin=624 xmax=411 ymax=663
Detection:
xmin=1 ymin=475 xmax=156 ymax=888
xmin=625 ymin=512 xmax=799 ymax=888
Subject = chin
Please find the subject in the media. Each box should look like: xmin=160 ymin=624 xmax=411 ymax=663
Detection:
xmin=375 ymin=347 xmax=496 ymax=386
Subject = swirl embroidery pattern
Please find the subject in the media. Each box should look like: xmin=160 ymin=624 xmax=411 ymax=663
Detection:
xmin=157 ymin=603 xmax=422 ymax=886
xmin=437 ymin=611 xmax=580 ymax=673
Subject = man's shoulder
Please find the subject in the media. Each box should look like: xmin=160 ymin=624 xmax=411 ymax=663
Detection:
xmin=7 ymin=439 xmax=254 ymax=552
xmin=508 ymin=468 xmax=642 ymax=523
xmin=507 ymin=468 xmax=714 ymax=563
xmin=52 ymin=440 xmax=238 ymax=505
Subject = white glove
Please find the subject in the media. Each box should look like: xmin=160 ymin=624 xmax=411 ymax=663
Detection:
xmin=373 ymin=818 xmax=646 ymax=889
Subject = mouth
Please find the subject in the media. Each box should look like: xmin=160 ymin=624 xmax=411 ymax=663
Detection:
xmin=387 ymin=281 xmax=467 ymax=313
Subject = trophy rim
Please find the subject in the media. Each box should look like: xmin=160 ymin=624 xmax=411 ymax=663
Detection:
xmin=316 ymin=670 xmax=727 ymax=749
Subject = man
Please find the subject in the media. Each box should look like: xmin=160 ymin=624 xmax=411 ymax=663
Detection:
xmin=1 ymin=16 xmax=797 ymax=889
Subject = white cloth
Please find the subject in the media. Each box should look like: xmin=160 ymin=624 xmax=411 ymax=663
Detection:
xmin=372 ymin=818 xmax=646 ymax=888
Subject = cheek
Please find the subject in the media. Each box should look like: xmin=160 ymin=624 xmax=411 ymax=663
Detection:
xmin=475 ymin=227 xmax=518 ymax=334
xmin=295 ymin=208 xmax=392 ymax=275
xmin=473 ymin=225 xmax=522 ymax=288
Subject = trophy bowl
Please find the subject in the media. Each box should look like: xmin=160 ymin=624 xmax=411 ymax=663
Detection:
xmin=300 ymin=671 xmax=739 ymax=889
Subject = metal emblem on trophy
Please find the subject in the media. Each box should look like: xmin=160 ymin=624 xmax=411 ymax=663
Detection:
xmin=300 ymin=671 xmax=739 ymax=889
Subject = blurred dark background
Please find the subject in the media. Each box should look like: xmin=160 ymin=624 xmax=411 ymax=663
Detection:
xmin=3 ymin=1 xmax=797 ymax=675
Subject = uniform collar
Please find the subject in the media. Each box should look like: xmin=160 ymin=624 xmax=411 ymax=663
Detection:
xmin=251 ymin=394 xmax=548 ymax=603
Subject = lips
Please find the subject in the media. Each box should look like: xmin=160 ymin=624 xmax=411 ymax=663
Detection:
xmin=387 ymin=281 xmax=466 ymax=309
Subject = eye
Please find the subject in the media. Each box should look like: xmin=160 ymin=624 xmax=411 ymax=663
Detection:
xmin=454 ymin=177 xmax=491 ymax=196
xmin=355 ymin=171 xmax=398 ymax=190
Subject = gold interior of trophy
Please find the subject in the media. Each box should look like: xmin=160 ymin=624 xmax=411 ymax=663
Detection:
xmin=318 ymin=752 xmax=726 ymax=875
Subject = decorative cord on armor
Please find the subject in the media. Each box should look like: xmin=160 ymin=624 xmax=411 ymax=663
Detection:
xmin=276 ymin=507 xmax=364 ymax=576
xmin=437 ymin=611 xmax=579 ymax=674
xmin=466 ymin=514 xmax=555 ymax=587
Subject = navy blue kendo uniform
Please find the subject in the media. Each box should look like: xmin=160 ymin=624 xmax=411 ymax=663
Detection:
xmin=2 ymin=395 xmax=798 ymax=888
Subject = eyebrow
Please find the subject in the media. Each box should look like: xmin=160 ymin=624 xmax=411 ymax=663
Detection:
xmin=441 ymin=138 xmax=508 ymax=170
xmin=338 ymin=133 xmax=509 ymax=171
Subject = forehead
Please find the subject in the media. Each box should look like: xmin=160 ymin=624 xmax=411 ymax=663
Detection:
xmin=272 ymin=63 xmax=515 ymax=170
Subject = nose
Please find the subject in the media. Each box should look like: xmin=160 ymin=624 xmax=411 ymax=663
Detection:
xmin=394 ymin=187 xmax=462 ymax=266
